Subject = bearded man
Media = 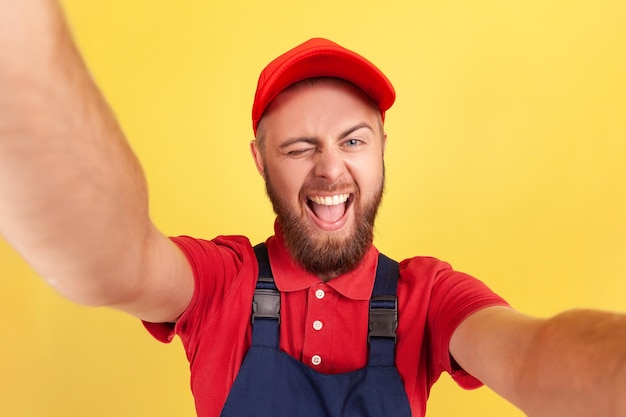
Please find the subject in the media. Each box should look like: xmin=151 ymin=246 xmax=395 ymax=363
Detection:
xmin=1 ymin=2 xmax=625 ymax=417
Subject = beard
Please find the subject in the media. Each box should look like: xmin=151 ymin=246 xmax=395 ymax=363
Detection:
xmin=264 ymin=166 xmax=384 ymax=280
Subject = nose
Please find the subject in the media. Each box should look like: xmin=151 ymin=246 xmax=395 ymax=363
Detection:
xmin=313 ymin=147 xmax=347 ymax=182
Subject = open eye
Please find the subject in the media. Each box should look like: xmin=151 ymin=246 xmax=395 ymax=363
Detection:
xmin=342 ymin=138 xmax=365 ymax=149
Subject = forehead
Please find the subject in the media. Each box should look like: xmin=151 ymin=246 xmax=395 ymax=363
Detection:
xmin=267 ymin=77 xmax=379 ymax=116
xmin=257 ymin=78 xmax=383 ymax=141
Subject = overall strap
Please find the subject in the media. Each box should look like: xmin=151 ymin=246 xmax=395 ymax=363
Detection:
xmin=254 ymin=242 xmax=272 ymax=279
xmin=251 ymin=243 xmax=280 ymax=347
xmin=369 ymin=253 xmax=400 ymax=366
xmin=372 ymin=253 xmax=399 ymax=297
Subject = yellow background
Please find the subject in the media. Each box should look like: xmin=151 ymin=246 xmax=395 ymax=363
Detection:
xmin=1 ymin=0 xmax=625 ymax=416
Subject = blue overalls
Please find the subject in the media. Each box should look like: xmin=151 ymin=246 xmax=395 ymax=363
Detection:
xmin=220 ymin=244 xmax=412 ymax=417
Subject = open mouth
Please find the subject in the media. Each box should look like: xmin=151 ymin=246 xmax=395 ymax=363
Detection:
xmin=306 ymin=193 xmax=354 ymax=227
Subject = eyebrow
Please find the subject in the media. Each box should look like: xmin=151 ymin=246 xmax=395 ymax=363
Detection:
xmin=339 ymin=122 xmax=375 ymax=139
xmin=278 ymin=122 xmax=375 ymax=150
xmin=278 ymin=137 xmax=318 ymax=150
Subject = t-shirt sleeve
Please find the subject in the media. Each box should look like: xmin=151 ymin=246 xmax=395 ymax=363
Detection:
xmin=419 ymin=259 xmax=510 ymax=389
xmin=398 ymin=257 xmax=508 ymax=389
xmin=142 ymin=235 xmax=256 ymax=355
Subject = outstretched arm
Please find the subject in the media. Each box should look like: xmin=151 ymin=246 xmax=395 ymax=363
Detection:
xmin=0 ymin=0 xmax=193 ymax=322
xmin=451 ymin=306 xmax=626 ymax=417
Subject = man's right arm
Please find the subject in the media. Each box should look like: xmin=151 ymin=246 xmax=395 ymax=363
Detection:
xmin=0 ymin=0 xmax=194 ymax=323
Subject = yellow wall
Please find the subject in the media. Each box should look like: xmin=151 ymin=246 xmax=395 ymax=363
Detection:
xmin=1 ymin=0 xmax=625 ymax=416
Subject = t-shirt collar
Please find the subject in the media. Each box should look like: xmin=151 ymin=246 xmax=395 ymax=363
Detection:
xmin=265 ymin=220 xmax=379 ymax=300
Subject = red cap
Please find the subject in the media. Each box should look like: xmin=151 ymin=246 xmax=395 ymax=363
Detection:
xmin=252 ymin=38 xmax=395 ymax=134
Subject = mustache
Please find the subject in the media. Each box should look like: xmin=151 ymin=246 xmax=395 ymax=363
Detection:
xmin=300 ymin=179 xmax=355 ymax=196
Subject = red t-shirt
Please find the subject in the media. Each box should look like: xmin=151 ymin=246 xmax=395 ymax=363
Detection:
xmin=144 ymin=226 xmax=509 ymax=417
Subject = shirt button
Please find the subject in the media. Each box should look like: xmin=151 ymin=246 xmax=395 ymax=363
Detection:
xmin=311 ymin=355 xmax=322 ymax=366
xmin=315 ymin=289 xmax=325 ymax=299
xmin=312 ymin=320 xmax=323 ymax=331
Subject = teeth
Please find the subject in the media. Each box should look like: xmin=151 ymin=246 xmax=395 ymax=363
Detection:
xmin=310 ymin=194 xmax=349 ymax=206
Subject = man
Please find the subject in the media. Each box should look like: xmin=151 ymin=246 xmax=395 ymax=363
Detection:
xmin=0 ymin=1 xmax=625 ymax=417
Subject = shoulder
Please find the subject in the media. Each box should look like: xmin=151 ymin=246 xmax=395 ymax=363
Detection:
xmin=398 ymin=255 xmax=453 ymax=276
xmin=170 ymin=234 xmax=256 ymax=269
xmin=398 ymin=255 xmax=502 ymax=300
xmin=171 ymin=234 xmax=254 ymax=254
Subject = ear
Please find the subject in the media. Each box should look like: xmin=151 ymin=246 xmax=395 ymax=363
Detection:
xmin=250 ymin=140 xmax=266 ymax=178
xmin=382 ymin=132 xmax=388 ymax=155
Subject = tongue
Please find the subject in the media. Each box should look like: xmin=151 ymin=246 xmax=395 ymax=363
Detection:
xmin=311 ymin=202 xmax=346 ymax=223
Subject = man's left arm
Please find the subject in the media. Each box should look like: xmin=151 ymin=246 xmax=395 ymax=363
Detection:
xmin=450 ymin=306 xmax=626 ymax=417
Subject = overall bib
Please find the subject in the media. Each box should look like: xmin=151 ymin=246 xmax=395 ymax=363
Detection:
xmin=220 ymin=244 xmax=412 ymax=417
